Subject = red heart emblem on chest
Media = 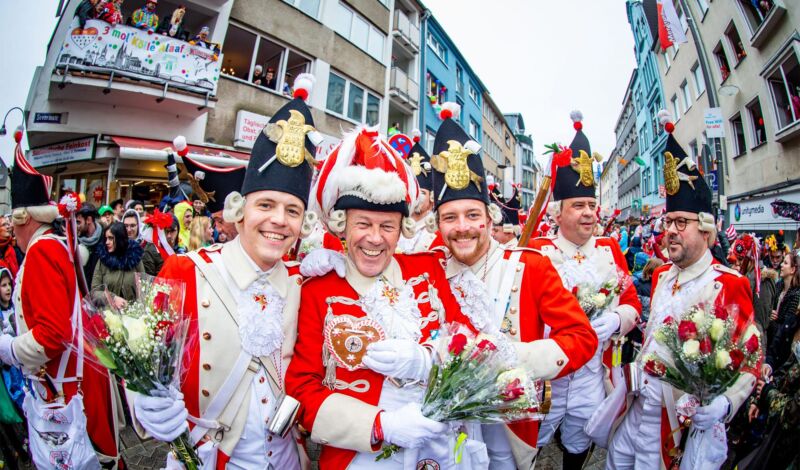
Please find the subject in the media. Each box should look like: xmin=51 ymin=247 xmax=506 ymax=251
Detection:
xmin=324 ymin=316 xmax=385 ymax=371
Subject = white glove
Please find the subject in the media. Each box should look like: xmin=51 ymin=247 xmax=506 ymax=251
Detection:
xmin=590 ymin=311 xmax=621 ymax=342
xmin=134 ymin=386 xmax=189 ymax=442
xmin=0 ymin=334 xmax=19 ymax=367
xmin=300 ymin=248 xmax=346 ymax=278
xmin=381 ymin=402 xmax=447 ymax=449
xmin=1 ymin=319 xmax=13 ymax=335
xmin=692 ymin=395 xmax=730 ymax=430
xmin=362 ymin=339 xmax=432 ymax=382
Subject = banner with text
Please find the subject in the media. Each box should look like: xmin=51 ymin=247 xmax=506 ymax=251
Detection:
xmin=234 ymin=110 xmax=340 ymax=160
xmin=704 ymin=108 xmax=725 ymax=138
xmin=29 ymin=137 xmax=95 ymax=168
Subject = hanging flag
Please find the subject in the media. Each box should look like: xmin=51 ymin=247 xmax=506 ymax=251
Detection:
xmin=634 ymin=156 xmax=647 ymax=166
xmin=725 ymin=224 xmax=737 ymax=242
xmin=657 ymin=0 xmax=688 ymax=51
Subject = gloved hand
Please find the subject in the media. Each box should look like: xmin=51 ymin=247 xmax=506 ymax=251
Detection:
xmin=1 ymin=319 xmax=13 ymax=335
xmin=300 ymin=248 xmax=346 ymax=278
xmin=692 ymin=395 xmax=730 ymax=430
xmin=590 ymin=311 xmax=621 ymax=342
xmin=362 ymin=339 xmax=432 ymax=382
xmin=381 ymin=402 xmax=447 ymax=449
xmin=0 ymin=334 xmax=19 ymax=367
xmin=134 ymin=386 xmax=189 ymax=442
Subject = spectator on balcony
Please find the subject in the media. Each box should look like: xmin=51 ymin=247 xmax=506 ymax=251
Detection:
xmin=75 ymin=0 xmax=100 ymax=28
xmin=160 ymin=4 xmax=187 ymax=39
xmin=252 ymin=65 xmax=264 ymax=86
xmin=388 ymin=121 xmax=401 ymax=136
xmin=97 ymin=0 xmax=124 ymax=26
xmin=131 ymin=0 xmax=159 ymax=32
xmin=265 ymin=67 xmax=277 ymax=89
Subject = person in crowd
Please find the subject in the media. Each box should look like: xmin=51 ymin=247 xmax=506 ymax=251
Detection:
xmin=733 ymin=234 xmax=777 ymax=336
xmin=388 ymin=121 xmax=401 ymax=136
xmin=0 ymin=267 xmax=26 ymax=470
xmin=0 ymin=133 xmax=120 ymax=466
xmin=130 ymin=75 xmax=316 ymax=469
xmin=74 ymin=0 xmax=100 ymax=28
xmin=131 ymin=0 xmax=159 ymax=32
xmin=191 ymin=195 xmax=210 ymax=218
xmin=187 ymin=215 xmax=213 ymax=251
xmin=164 ymin=214 xmax=186 ymax=254
xmin=110 ymin=198 xmax=125 ymax=222
xmin=76 ymin=204 xmax=104 ymax=283
xmin=0 ymin=216 xmax=21 ymax=279
xmin=764 ymin=252 xmax=800 ymax=376
xmin=97 ymin=0 xmax=124 ymax=26
xmin=605 ymin=113 xmax=757 ymax=469
xmin=122 ymin=209 xmax=163 ymax=276
xmin=98 ymin=204 xmax=115 ymax=227
xmin=636 ymin=258 xmax=663 ymax=326
xmin=91 ymin=221 xmax=144 ymax=307
xmin=173 ymin=200 xmax=194 ymax=248
xmin=126 ymin=199 xmax=146 ymax=219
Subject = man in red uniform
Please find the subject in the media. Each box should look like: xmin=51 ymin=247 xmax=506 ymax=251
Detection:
xmin=286 ymin=127 xmax=488 ymax=469
xmin=130 ymin=75 xmax=322 ymax=469
xmin=429 ymin=103 xmax=598 ymax=469
xmin=0 ymin=129 xmax=121 ymax=466
xmin=605 ymin=112 xmax=758 ymax=469
xmin=528 ymin=112 xmax=641 ymax=468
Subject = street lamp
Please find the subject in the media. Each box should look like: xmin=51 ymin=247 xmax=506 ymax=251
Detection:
xmin=0 ymin=107 xmax=25 ymax=137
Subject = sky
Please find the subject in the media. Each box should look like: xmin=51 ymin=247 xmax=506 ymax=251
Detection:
xmin=0 ymin=1 xmax=637 ymax=168
xmin=424 ymin=0 xmax=637 ymax=163
xmin=0 ymin=1 xmax=58 ymax=167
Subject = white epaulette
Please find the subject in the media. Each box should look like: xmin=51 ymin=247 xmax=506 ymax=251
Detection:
xmin=713 ymin=264 xmax=742 ymax=277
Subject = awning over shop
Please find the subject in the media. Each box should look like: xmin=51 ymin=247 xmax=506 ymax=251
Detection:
xmin=112 ymin=136 xmax=249 ymax=168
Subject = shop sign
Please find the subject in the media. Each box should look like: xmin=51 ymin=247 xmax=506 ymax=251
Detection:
xmin=730 ymin=189 xmax=800 ymax=228
xmin=234 ymin=109 xmax=341 ymax=160
xmin=57 ymin=19 xmax=221 ymax=94
xmin=704 ymin=108 xmax=725 ymax=138
xmin=658 ymin=184 xmax=666 ymax=198
xmin=29 ymin=137 xmax=95 ymax=167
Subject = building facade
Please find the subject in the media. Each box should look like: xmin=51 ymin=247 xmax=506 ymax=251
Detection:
xmin=419 ymin=15 xmax=484 ymax=153
xmin=482 ymin=92 xmax=516 ymax=193
xmin=387 ymin=0 xmax=423 ymax=136
xmin=24 ymin=0 xmax=392 ymax=205
xmin=599 ymin=158 xmax=619 ymax=213
xmin=661 ymin=0 xmax=800 ymax=237
xmin=627 ymin=0 xmax=668 ymax=218
xmin=505 ymin=112 xmax=538 ymax=210
xmin=615 ymin=70 xmax=643 ymax=219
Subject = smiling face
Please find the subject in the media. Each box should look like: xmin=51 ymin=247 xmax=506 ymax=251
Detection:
xmin=237 ymin=190 xmax=304 ymax=271
xmin=123 ymin=215 xmax=139 ymax=240
xmin=664 ymin=210 xmax=708 ymax=268
xmin=344 ymin=209 xmax=402 ymax=278
xmin=438 ymin=199 xmax=492 ymax=267
xmin=556 ymin=197 xmax=597 ymax=246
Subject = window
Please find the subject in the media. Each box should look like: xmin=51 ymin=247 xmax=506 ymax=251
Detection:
xmin=456 ymin=65 xmax=463 ymax=94
xmin=692 ymin=63 xmax=706 ymax=95
xmin=765 ymin=49 xmax=800 ymax=130
xmin=427 ymin=32 xmax=447 ymax=62
xmin=327 ymin=71 xmax=381 ymax=125
xmin=695 ymin=0 xmax=708 ymax=16
xmin=730 ymin=113 xmax=746 ymax=156
xmin=671 ymin=95 xmax=682 ymax=120
xmin=426 ymin=71 xmax=446 ymax=105
xmin=282 ymin=0 xmax=321 ymax=18
xmin=725 ymin=23 xmax=747 ymax=64
xmin=681 ymin=81 xmax=693 ymax=110
xmin=675 ymin=2 xmax=688 ymax=33
xmin=713 ymin=42 xmax=731 ymax=81
xmin=426 ymin=129 xmax=436 ymax=154
xmin=469 ymin=119 xmax=479 ymax=139
xmin=221 ymin=24 xmax=311 ymax=94
xmin=334 ymin=2 xmax=385 ymax=61
xmin=688 ymin=139 xmax=698 ymax=162
xmin=468 ymin=83 xmax=478 ymax=103
xmin=663 ymin=48 xmax=672 ymax=69
xmin=737 ymin=0 xmax=774 ymax=33
xmin=747 ymin=99 xmax=766 ymax=146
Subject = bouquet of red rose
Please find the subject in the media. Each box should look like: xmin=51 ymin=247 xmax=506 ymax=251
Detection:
xmin=641 ymin=302 xmax=761 ymax=404
xmin=80 ymin=274 xmax=200 ymax=469
xmin=571 ymin=269 xmax=631 ymax=321
xmin=377 ymin=323 xmax=543 ymax=460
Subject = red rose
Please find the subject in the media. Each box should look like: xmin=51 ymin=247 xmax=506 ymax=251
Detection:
xmin=571 ymin=286 xmax=579 ymax=296
xmin=663 ymin=316 xmax=676 ymax=326
xmin=501 ymin=378 xmax=525 ymax=401
xmin=678 ymin=320 xmax=698 ymax=341
xmin=477 ymin=339 xmax=497 ymax=351
xmin=699 ymin=337 xmax=712 ymax=354
xmin=729 ymin=349 xmax=744 ymax=369
xmin=449 ymin=333 xmax=468 ymax=355
xmin=87 ymin=313 xmax=109 ymax=340
xmin=644 ymin=359 xmax=666 ymax=377
xmin=714 ymin=305 xmax=729 ymax=320
xmin=745 ymin=334 xmax=760 ymax=354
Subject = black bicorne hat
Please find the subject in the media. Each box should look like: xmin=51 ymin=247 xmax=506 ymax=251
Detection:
xmin=492 ymin=185 xmax=521 ymax=227
xmin=408 ymin=138 xmax=433 ymax=191
xmin=180 ymin=154 xmax=246 ymax=213
xmin=241 ymin=74 xmax=319 ymax=207
xmin=659 ymin=111 xmax=712 ymax=214
xmin=431 ymin=103 xmax=489 ymax=208
xmin=11 ymin=127 xmax=53 ymax=209
xmin=552 ymin=111 xmax=601 ymax=202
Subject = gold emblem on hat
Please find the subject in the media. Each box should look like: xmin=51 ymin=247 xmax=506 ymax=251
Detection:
xmin=408 ymin=152 xmax=428 ymax=177
xmin=570 ymin=150 xmax=603 ymax=187
xmin=663 ymin=151 xmax=698 ymax=196
xmin=431 ymin=140 xmax=483 ymax=191
xmin=265 ymin=109 xmax=317 ymax=168
xmin=185 ymin=172 xmax=216 ymax=204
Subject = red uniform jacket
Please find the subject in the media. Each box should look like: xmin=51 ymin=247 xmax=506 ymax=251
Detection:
xmin=285 ymin=252 xmax=475 ymax=470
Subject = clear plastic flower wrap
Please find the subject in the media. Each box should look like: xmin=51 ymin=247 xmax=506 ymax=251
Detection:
xmin=377 ymin=322 xmax=544 ymax=460
xmin=78 ymin=274 xmax=200 ymax=469
xmin=570 ymin=268 xmax=631 ymax=321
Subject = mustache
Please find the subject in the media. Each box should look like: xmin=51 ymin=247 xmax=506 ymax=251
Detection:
xmin=447 ymin=229 xmax=481 ymax=240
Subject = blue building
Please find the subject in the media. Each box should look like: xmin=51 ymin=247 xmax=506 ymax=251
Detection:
xmin=419 ymin=15 xmax=485 ymax=153
xmin=627 ymin=0 xmax=668 ymax=217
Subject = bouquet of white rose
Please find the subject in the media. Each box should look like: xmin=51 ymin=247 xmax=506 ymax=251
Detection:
xmin=80 ymin=274 xmax=200 ymax=469
xmin=571 ymin=269 xmax=630 ymax=321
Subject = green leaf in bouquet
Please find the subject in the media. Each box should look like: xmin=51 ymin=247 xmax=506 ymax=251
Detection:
xmin=94 ymin=347 xmax=118 ymax=370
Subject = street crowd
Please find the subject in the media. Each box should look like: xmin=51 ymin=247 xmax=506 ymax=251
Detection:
xmin=0 ymin=74 xmax=798 ymax=470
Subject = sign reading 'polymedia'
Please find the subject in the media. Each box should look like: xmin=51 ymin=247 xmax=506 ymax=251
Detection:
xmin=56 ymin=19 xmax=221 ymax=94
